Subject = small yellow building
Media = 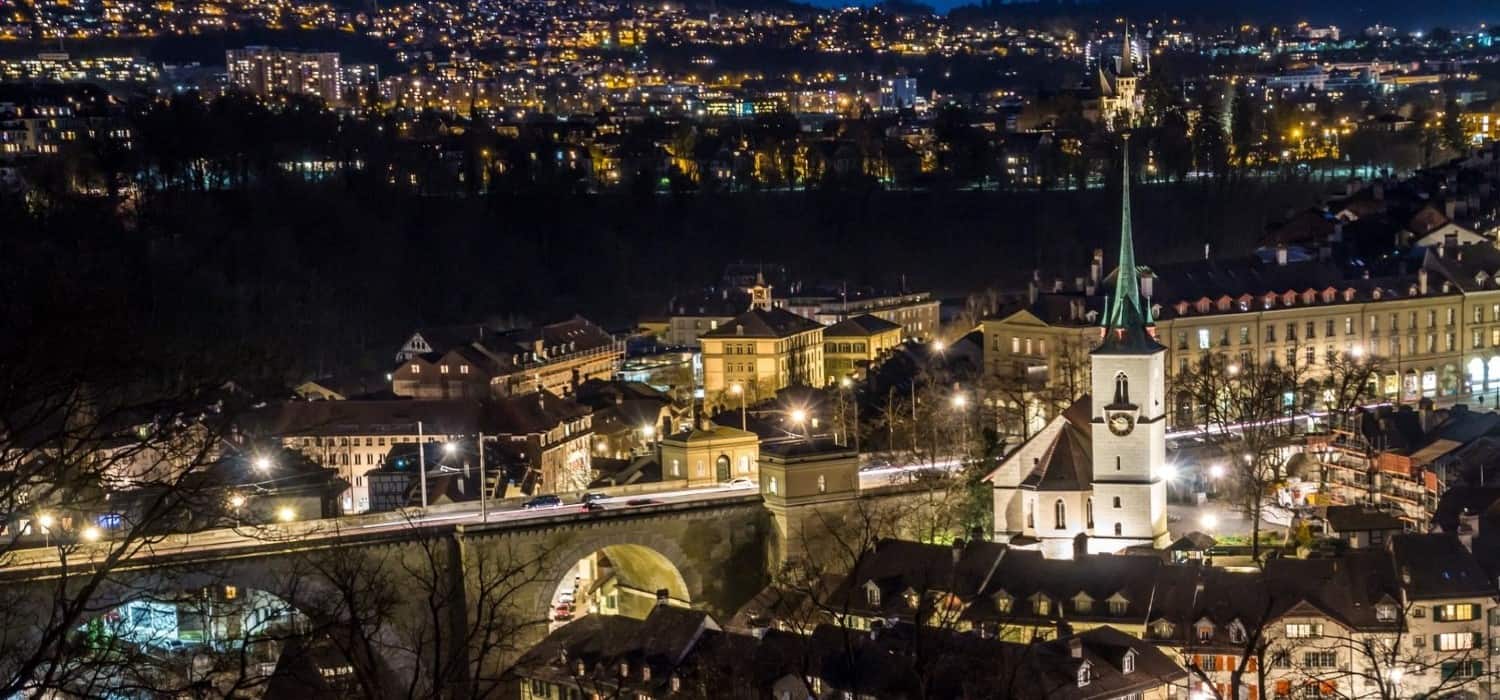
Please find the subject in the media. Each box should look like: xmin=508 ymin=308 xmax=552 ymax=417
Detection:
xmin=823 ymin=314 xmax=903 ymax=382
xmin=657 ymin=418 xmax=759 ymax=486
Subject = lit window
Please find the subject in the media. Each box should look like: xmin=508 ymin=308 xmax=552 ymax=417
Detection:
xmin=410 ymin=364 xmax=420 ymax=374
xmin=1437 ymin=633 xmax=1476 ymax=651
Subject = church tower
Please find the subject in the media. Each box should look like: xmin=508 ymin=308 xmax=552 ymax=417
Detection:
xmin=1088 ymin=137 xmax=1170 ymax=552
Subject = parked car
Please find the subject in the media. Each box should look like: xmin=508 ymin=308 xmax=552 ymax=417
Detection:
xmin=724 ymin=477 xmax=755 ymax=489
xmin=553 ymin=602 xmax=573 ymax=621
xmin=522 ymin=495 xmax=563 ymax=510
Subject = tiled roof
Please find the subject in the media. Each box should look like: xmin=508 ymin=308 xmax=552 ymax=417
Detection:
xmin=700 ymin=307 xmax=822 ymax=339
xmin=824 ymin=314 xmax=902 ymax=337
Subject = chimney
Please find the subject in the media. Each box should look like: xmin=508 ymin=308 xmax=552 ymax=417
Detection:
xmin=1052 ymin=278 xmax=1064 ymax=293
xmin=1418 ymin=268 xmax=1429 ymax=295
xmin=655 ymin=588 xmax=669 ymax=607
xmin=1445 ymin=198 xmax=1457 ymax=220
xmin=1090 ymin=249 xmax=1104 ymax=285
xmin=1276 ymin=244 xmax=1288 ymax=266
xmin=951 ymin=538 xmax=966 ymax=564
xmin=870 ymin=618 xmax=884 ymax=641
xmin=1075 ymin=276 xmax=1086 ymax=292
xmin=1444 ymin=231 xmax=1459 ymax=251
xmin=1028 ymin=279 xmax=1039 ymax=305
xmin=1068 ymin=637 xmax=1083 ymax=659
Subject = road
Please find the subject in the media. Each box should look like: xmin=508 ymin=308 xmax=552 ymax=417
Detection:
xmin=0 ymin=457 xmax=961 ymax=575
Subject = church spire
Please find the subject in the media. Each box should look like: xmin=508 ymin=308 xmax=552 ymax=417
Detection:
xmin=1097 ymin=135 xmax=1162 ymax=354
xmin=1119 ymin=21 xmax=1133 ymax=77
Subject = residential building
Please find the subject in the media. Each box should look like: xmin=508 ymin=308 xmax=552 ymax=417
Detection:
xmin=391 ymin=317 xmax=624 ymax=400
xmin=812 ymin=534 xmax=1499 ymax=700
xmin=700 ymin=292 xmax=824 ymax=409
xmin=249 ymin=392 xmax=593 ymax=510
xmin=226 ymin=46 xmax=343 ymax=106
xmin=512 ymin=602 xmax=1186 ymax=700
xmin=822 ymin=314 xmax=903 ymax=383
xmin=783 ymin=290 xmax=940 ymax=342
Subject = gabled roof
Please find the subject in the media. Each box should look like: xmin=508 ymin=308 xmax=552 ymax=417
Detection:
xmin=1022 ymin=420 xmax=1094 ymax=491
xmin=701 ymin=307 xmax=823 ymax=339
xmin=824 ymin=314 xmax=902 ymax=338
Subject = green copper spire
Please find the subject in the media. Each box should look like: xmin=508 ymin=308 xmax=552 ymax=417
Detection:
xmin=1097 ymin=135 xmax=1163 ymax=354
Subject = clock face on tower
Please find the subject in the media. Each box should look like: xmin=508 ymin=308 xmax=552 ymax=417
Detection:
xmin=1108 ymin=412 xmax=1135 ymax=436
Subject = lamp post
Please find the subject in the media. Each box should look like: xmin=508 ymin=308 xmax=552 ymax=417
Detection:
xmin=478 ymin=433 xmax=487 ymax=522
xmin=840 ymin=377 xmax=859 ymax=454
xmin=229 ymin=494 xmax=245 ymax=528
xmin=36 ymin=512 xmax=53 ymax=547
xmin=730 ymin=383 xmax=746 ymax=430
xmin=417 ymin=420 xmax=428 ymax=509
xmin=951 ymin=392 xmax=969 ymax=462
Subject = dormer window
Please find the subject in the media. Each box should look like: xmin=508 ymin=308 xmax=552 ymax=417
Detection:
xmin=1263 ymin=292 xmax=1277 ymax=309
xmin=1034 ymin=596 xmax=1051 ymax=616
xmin=903 ymin=588 xmax=920 ymax=609
xmin=1195 ymin=619 xmax=1214 ymax=643
xmin=1152 ymin=620 xmax=1175 ymax=637
xmin=642 ymin=666 xmax=651 ymax=681
xmin=994 ymin=591 xmax=1013 ymax=614
xmin=1343 ymin=288 xmax=1356 ymax=301
xmin=1077 ymin=661 xmax=1092 ymax=687
xmin=410 ymin=364 xmax=421 ymax=374
xmin=1107 ymin=594 xmax=1128 ymax=616
xmin=1122 ymin=650 xmax=1136 ymax=674
xmin=864 ymin=581 xmax=881 ymax=607
xmin=670 ymin=675 xmax=681 ymax=692
xmin=1377 ymin=604 xmax=1397 ymax=622
xmin=1074 ymin=592 xmax=1093 ymax=614
xmin=1228 ymin=619 xmax=1247 ymax=644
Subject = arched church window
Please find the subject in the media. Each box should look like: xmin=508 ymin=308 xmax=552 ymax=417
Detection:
xmin=1114 ymin=373 xmax=1130 ymax=405
xmin=1054 ymin=500 xmax=1066 ymax=530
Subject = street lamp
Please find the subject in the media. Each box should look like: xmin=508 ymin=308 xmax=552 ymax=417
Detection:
xmin=730 ymin=382 xmax=747 ymax=430
xmin=932 ymin=339 xmax=946 ymax=353
xmin=790 ymin=408 xmax=808 ymax=439
xmin=1227 ymin=363 xmax=1240 ymax=376
xmin=253 ymin=456 xmax=272 ymax=472
xmin=229 ymin=494 xmax=246 ymax=528
xmin=36 ymin=513 xmax=54 ymax=547
xmin=81 ymin=526 xmax=101 ymax=543
xmin=442 ymin=442 xmax=457 ymax=456
xmin=1200 ymin=513 xmax=1218 ymax=530
xmin=277 ymin=506 xmax=296 ymax=523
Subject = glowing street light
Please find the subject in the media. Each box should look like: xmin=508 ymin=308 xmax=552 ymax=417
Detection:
xmin=1200 ymin=513 xmax=1219 ymax=530
xmin=641 ymin=424 xmax=656 ymax=439
xmin=1349 ymin=344 xmax=1365 ymax=360
xmin=951 ymin=393 xmax=968 ymax=409
xmin=277 ymin=507 xmax=296 ymax=523
xmin=229 ymin=494 xmax=246 ymax=508
xmin=1227 ymin=363 xmax=1240 ymax=376
xmin=253 ymin=456 xmax=272 ymax=472
xmin=1158 ymin=464 xmax=1178 ymax=482
xmin=1209 ymin=464 xmax=1226 ymax=479
xmin=730 ymin=383 xmax=747 ymax=430
xmin=80 ymin=526 xmax=101 ymax=543
xmin=442 ymin=442 xmax=457 ymax=456
xmin=36 ymin=512 xmax=54 ymax=547
xmin=932 ymin=339 xmax=946 ymax=353
xmin=840 ymin=376 xmax=852 ymax=388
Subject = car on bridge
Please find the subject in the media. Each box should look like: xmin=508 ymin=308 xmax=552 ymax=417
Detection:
xmin=581 ymin=501 xmax=607 ymax=513
xmin=580 ymin=492 xmax=606 ymax=505
xmin=722 ymin=477 xmax=755 ymax=490
xmin=522 ymin=495 xmax=563 ymax=510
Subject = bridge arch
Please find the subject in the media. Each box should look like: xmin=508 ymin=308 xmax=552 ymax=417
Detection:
xmin=538 ymin=529 xmax=700 ymax=624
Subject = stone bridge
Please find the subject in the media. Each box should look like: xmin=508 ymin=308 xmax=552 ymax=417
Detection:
xmin=0 ymin=494 xmax=776 ymax=693
xmin=0 ymin=481 xmax=930 ymax=695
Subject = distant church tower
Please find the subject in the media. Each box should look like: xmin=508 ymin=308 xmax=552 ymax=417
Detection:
xmin=1088 ymin=137 xmax=1170 ymax=552
xmin=1098 ymin=22 xmax=1145 ymax=129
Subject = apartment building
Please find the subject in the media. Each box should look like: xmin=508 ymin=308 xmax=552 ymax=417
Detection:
xmin=985 ymin=244 xmax=1500 ymax=426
